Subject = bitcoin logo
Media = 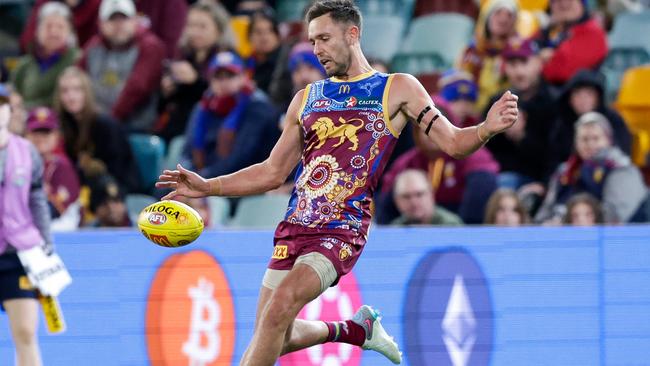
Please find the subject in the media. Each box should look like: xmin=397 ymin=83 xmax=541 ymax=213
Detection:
xmin=183 ymin=277 xmax=221 ymax=366
xmin=146 ymin=251 xmax=235 ymax=365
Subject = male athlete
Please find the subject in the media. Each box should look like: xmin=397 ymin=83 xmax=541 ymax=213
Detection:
xmin=156 ymin=1 xmax=518 ymax=365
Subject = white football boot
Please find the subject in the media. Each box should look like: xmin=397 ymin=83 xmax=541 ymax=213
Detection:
xmin=351 ymin=305 xmax=402 ymax=364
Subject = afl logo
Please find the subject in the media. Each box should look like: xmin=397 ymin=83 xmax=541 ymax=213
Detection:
xmin=148 ymin=213 xmax=167 ymax=225
xmin=345 ymin=96 xmax=357 ymax=108
xmin=312 ymin=99 xmax=332 ymax=108
xmin=404 ymin=248 xmax=493 ymax=366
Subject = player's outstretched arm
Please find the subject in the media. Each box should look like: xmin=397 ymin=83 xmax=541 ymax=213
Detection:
xmin=391 ymin=73 xmax=518 ymax=158
xmin=156 ymin=90 xmax=305 ymax=199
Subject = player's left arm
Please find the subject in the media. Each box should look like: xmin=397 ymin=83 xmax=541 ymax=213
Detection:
xmin=389 ymin=73 xmax=518 ymax=158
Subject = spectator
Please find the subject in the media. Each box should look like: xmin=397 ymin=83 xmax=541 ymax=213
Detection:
xmin=79 ymin=0 xmax=165 ymax=131
xmin=12 ymin=2 xmax=79 ymax=108
xmin=156 ymin=0 xmax=234 ymax=143
xmin=54 ymin=66 xmax=140 ymax=192
xmin=484 ymin=188 xmax=530 ymax=226
xmin=246 ymin=7 xmax=282 ymax=94
xmin=564 ymin=192 xmax=604 ymax=225
xmin=484 ymin=38 xmax=556 ymax=188
xmin=437 ymin=69 xmax=480 ymax=127
xmin=134 ymin=0 xmax=188 ymax=58
xmin=273 ymin=42 xmax=327 ymax=114
xmin=391 ymin=169 xmax=463 ymax=226
xmin=183 ymin=51 xmax=280 ymax=178
xmin=0 ymin=84 xmax=52 ymax=366
xmin=548 ymin=69 xmax=631 ymax=172
xmin=88 ymin=174 xmax=131 ymax=227
xmin=20 ymin=0 xmax=101 ymax=52
xmin=24 ymin=107 xmax=81 ymax=231
xmin=378 ymin=118 xmax=500 ymax=224
xmin=459 ymin=0 xmax=519 ymax=111
xmin=536 ymin=112 xmax=649 ymax=224
xmin=535 ymin=0 xmax=608 ymax=85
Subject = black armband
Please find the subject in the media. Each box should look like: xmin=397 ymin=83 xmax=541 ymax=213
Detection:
xmin=425 ymin=114 xmax=439 ymax=135
xmin=416 ymin=106 xmax=432 ymax=125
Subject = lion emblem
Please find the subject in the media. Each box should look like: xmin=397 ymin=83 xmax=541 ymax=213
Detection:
xmin=307 ymin=117 xmax=365 ymax=151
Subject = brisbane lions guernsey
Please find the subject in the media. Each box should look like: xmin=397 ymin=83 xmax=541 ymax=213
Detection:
xmin=283 ymin=71 xmax=399 ymax=239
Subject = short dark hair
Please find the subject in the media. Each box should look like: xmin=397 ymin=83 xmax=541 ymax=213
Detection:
xmin=305 ymin=0 xmax=362 ymax=30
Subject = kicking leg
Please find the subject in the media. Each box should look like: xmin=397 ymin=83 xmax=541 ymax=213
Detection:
xmin=240 ymin=263 xmax=323 ymax=366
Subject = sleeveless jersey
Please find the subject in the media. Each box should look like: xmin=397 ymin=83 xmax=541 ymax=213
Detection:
xmin=283 ymin=71 xmax=399 ymax=239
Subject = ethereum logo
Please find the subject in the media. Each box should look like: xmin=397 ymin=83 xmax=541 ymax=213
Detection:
xmin=441 ymin=275 xmax=477 ymax=366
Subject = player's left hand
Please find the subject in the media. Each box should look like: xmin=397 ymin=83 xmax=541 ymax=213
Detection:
xmin=484 ymin=90 xmax=519 ymax=137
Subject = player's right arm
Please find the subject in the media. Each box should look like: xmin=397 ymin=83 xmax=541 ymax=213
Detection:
xmin=157 ymin=90 xmax=305 ymax=199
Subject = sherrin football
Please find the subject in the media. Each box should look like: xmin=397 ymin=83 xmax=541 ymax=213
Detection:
xmin=137 ymin=200 xmax=204 ymax=247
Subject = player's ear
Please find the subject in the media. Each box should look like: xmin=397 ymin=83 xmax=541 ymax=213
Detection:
xmin=347 ymin=25 xmax=360 ymax=44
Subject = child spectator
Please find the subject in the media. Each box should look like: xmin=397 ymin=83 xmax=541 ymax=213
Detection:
xmin=484 ymin=188 xmax=530 ymax=226
xmin=564 ymin=192 xmax=604 ymax=226
xmin=437 ymin=69 xmax=480 ymax=127
xmin=25 ymin=107 xmax=80 ymax=231
xmin=88 ymin=174 xmax=131 ymax=227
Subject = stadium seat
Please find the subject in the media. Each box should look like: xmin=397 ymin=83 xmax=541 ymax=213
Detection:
xmin=514 ymin=0 xmax=548 ymax=11
xmin=207 ymin=196 xmax=231 ymax=228
xmin=229 ymin=194 xmax=291 ymax=228
xmin=609 ymin=11 xmax=650 ymax=52
xmin=125 ymin=194 xmax=157 ymax=224
xmin=356 ymin=0 xmax=416 ymax=22
xmin=391 ymin=52 xmax=448 ymax=74
xmin=164 ymin=135 xmax=186 ymax=170
xmin=616 ymin=66 xmax=650 ymax=165
xmin=601 ymin=48 xmax=650 ymax=103
xmin=361 ymin=15 xmax=406 ymax=62
xmin=128 ymin=134 xmax=166 ymax=192
xmin=394 ymin=13 xmax=474 ymax=72
xmin=276 ymin=0 xmax=312 ymax=22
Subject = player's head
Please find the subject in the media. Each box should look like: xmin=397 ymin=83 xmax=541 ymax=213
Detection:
xmin=306 ymin=0 xmax=362 ymax=77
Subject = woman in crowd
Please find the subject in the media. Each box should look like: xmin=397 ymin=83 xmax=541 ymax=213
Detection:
xmin=12 ymin=2 xmax=79 ymax=108
xmin=536 ymin=112 xmax=649 ymax=224
xmin=484 ymin=188 xmax=530 ymax=226
xmin=246 ymin=7 xmax=283 ymax=94
xmin=459 ymin=0 xmax=519 ymax=111
xmin=53 ymin=66 xmax=140 ymax=193
xmin=156 ymin=0 xmax=234 ymax=143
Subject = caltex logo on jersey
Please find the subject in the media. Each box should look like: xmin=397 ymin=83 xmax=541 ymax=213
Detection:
xmin=312 ymin=99 xmax=332 ymax=108
xmin=345 ymin=96 xmax=357 ymax=108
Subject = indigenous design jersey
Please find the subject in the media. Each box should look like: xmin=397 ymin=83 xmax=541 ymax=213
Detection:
xmin=284 ymin=71 xmax=399 ymax=239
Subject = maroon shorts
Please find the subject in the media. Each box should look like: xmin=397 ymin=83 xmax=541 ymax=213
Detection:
xmin=268 ymin=221 xmax=366 ymax=285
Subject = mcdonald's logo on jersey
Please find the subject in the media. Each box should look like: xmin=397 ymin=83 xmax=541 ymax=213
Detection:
xmin=338 ymin=84 xmax=351 ymax=94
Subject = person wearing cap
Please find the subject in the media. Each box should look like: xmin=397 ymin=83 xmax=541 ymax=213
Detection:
xmin=25 ymin=107 xmax=81 ymax=231
xmin=482 ymin=37 xmax=556 ymax=191
xmin=535 ymin=0 xmax=608 ymax=85
xmin=181 ymin=50 xmax=280 ymax=179
xmin=79 ymin=0 xmax=165 ymax=132
xmin=459 ymin=0 xmax=520 ymax=111
xmin=0 ymin=85 xmax=54 ymax=366
xmin=437 ymin=69 xmax=480 ymax=128
xmin=11 ymin=2 xmax=80 ymax=109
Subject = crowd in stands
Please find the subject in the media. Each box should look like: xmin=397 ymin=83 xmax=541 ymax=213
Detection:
xmin=0 ymin=0 xmax=649 ymax=229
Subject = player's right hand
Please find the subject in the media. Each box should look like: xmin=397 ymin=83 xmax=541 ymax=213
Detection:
xmin=156 ymin=164 xmax=211 ymax=200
